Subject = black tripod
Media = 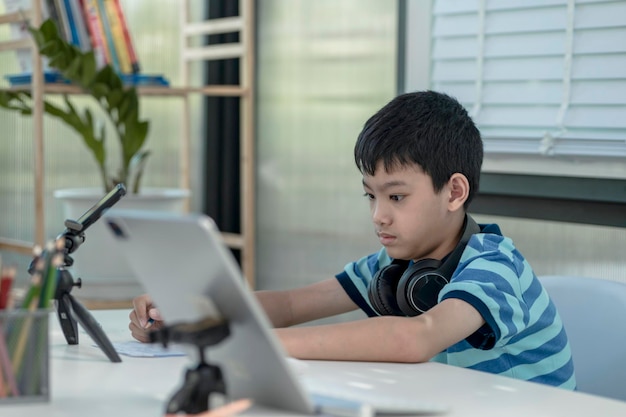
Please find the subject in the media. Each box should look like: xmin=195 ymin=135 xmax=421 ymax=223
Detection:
xmin=28 ymin=184 xmax=127 ymax=363
xmin=150 ymin=317 xmax=231 ymax=414
xmin=28 ymin=219 xmax=122 ymax=363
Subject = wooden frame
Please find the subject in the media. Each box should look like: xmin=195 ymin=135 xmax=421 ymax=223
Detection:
xmin=180 ymin=0 xmax=256 ymax=287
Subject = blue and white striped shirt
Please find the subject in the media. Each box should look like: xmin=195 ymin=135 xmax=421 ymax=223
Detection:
xmin=335 ymin=224 xmax=576 ymax=390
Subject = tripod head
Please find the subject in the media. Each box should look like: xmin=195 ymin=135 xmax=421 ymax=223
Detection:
xmin=28 ymin=184 xmax=127 ymax=273
xmin=150 ymin=317 xmax=231 ymax=414
xmin=61 ymin=183 xmax=128 ymax=262
xmin=49 ymin=220 xmax=85 ymax=270
xmin=58 ymin=219 xmax=85 ymax=260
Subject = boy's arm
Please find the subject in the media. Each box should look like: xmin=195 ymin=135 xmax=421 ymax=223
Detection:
xmin=256 ymin=278 xmax=359 ymax=328
xmin=129 ymin=278 xmax=356 ymax=342
xmin=275 ymin=297 xmax=485 ymax=363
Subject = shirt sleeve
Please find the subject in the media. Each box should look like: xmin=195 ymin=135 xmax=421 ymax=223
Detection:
xmin=335 ymin=248 xmax=391 ymax=317
xmin=439 ymin=233 xmax=535 ymax=350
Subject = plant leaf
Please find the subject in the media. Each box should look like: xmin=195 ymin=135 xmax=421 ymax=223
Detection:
xmin=91 ymin=82 xmax=110 ymax=99
xmin=80 ymin=51 xmax=97 ymax=86
xmin=39 ymin=40 xmax=59 ymax=55
xmin=4 ymin=18 xmax=151 ymax=194
xmin=63 ymin=55 xmax=83 ymax=79
xmin=39 ymin=19 xmax=58 ymax=40
xmin=107 ymin=90 xmax=123 ymax=110
xmin=129 ymin=150 xmax=151 ymax=194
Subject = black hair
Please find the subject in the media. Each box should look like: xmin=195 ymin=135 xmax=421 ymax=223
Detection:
xmin=354 ymin=91 xmax=483 ymax=209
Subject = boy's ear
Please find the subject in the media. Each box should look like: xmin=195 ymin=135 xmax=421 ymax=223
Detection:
xmin=447 ymin=173 xmax=470 ymax=211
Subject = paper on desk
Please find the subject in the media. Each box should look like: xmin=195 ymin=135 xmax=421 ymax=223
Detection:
xmin=94 ymin=341 xmax=188 ymax=358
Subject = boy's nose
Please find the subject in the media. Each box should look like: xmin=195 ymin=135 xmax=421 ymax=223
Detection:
xmin=372 ymin=203 xmax=390 ymax=225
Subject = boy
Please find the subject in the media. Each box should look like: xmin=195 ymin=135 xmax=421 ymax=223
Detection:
xmin=129 ymin=91 xmax=576 ymax=389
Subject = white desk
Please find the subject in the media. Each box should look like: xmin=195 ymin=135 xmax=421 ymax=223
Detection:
xmin=2 ymin=309 xmax=626 ymax=416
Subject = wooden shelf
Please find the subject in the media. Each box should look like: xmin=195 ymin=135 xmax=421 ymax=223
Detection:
xmin=0 ymin=237 xmax=34 ymax=255
xmin=4 ymin=84 xmax=249 ymax=97
xmin=0 ymin=9 xmax=32 ymax=25
xmin=221 ymin=232 xmax=245 ymax=250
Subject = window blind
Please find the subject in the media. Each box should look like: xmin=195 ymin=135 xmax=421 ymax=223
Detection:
xmin=430 ymin=0 xmax=626 ymax=158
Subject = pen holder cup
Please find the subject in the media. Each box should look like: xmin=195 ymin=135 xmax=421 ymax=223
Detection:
xmin=0 ymin=309 xmax=50 ymax=404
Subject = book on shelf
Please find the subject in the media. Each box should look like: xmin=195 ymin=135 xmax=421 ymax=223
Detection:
xmin=52 ymin=0 xmax=71 ymax=46
xmin=3 ymin=0 xmax=142 ymax=75
xmin=101 ymin=0 xmax=130 ymax=73
xmin=80 ymin=0 xmax=108 ymax=68
xmin=92 ymin=0 xmax=120 ymax=73
xmin=4 ymin=70 xmax=170 ymax=87
xmin=63 ymin=0 xmax=91 ymax=51
xmin=5 ymin=70 xmax=71 ymax=84
xmin=110 ymin=0 xmax=139 ymax=73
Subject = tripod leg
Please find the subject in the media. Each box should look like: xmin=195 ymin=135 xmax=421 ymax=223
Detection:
xmin=67 ymin=294 xmax=122 ymax=363
xmin=56 ymin=293 xmax=79 ymax=344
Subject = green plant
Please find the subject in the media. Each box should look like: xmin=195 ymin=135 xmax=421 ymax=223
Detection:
xmin=0 ymin=18 xmax=150 ymax=194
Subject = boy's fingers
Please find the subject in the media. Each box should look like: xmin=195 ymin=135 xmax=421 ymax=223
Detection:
xmin=132 ymin=294 xmax=152 ymax=327
xmin=148 ymin=307 xmax=163 ymax=321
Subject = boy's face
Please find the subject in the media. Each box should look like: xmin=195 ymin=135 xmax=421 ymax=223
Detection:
xmin=362 ymin=161 xmax=456 ymax=262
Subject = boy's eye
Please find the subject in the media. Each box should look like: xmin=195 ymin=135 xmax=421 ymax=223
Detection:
xmin=390 ymin=195 xmax=404 ymax=202
xmin=363 ymin=192 xmax=374 ymax=200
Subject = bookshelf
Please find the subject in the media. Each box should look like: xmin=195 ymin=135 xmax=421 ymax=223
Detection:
xmin=0 ymin=0 xmax=256 ymax=287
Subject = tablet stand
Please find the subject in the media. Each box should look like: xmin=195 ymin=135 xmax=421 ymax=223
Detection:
xmin=150 ymin=317 xmax=231 ymax=414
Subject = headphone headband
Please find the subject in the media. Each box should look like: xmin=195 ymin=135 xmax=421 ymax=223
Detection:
xmin=436 ymin=214 xmax=480 ymax=280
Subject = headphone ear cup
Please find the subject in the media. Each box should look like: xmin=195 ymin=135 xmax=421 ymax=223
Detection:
xmin=367 ymin=263 xmax=406 ymax=316
xmin=396 ymin=259 xmax=448 ymax=316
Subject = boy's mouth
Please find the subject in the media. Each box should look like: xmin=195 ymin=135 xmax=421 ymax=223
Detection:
xmin=377 ymin=232 xmax=396 ymax=246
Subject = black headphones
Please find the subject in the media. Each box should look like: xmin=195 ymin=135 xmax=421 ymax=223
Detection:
xmin=367 ymin=214 xmax=480 ymax=317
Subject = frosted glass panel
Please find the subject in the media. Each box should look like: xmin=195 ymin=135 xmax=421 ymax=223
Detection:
xmin=256 ymin=0 xmax=398 ymax=314
xmin=471 ymin=215 xmax=626 ymax=285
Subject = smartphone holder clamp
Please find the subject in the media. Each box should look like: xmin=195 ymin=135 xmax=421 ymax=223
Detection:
xmin=150 ymin=317 xmax=231 ymax=414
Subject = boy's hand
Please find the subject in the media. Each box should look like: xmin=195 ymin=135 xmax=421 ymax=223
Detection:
xmin=128 ymin=293 xmax=164 ymax=343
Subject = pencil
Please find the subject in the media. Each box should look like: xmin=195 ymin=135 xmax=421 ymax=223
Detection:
xmin=0 ymin=264 xmax=14 ymax=310
xmin=10 ymin=251 xmax=46 ymax=376
xmin=0 ymin=344 xmax=5 ymax=397
xmin=0 ymin=321 xmax=20 ymax=397
xmin=30 ymin=244 xmax=61 ymax=396
xmin=26 ymin=311 xmax=48 ymax=396
xmin=39 ymin=239 xmax=64 ymax=309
